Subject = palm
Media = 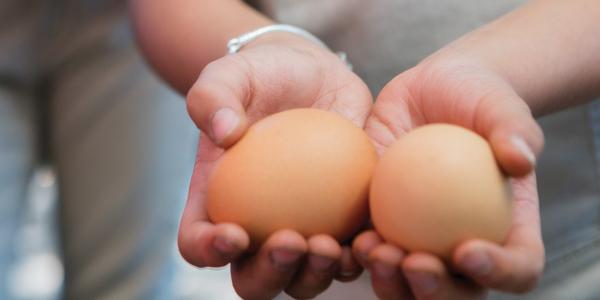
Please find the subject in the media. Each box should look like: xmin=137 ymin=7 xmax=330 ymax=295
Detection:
xmin=191 ymin=43 xmax=372 ymax=226
xmin=366 ymin=65 xmax=542 ymax=243
xmin=193 ymin=39 xmax=372 ymax=220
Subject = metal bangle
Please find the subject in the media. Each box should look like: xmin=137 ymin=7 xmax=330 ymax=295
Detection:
xmin=226 ymin=24 xmax=352 ymax=70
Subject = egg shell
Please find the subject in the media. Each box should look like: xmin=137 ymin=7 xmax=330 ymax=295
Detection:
xmin=207 ymin=108 xmax=377 ymax=247
xmin=370 ymin=124 xmax=512 ymax=259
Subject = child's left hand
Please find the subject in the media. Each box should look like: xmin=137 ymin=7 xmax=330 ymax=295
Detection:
xmin=353 ymin=54 xmax=546 ymax=300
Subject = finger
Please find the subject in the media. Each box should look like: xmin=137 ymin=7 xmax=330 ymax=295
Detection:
xmin=471 ymin=86 xmax=544 ymax=177
xmin=454 ymin=174 xmax=544 ymax=293
xmin=453 ymin=239 xmax=544 ymax=294
xmin=186 ymin=55 xmax=251 ymax=148
xmin=413 ymin=66 xmax=545 ymax=177
xmin=365 ymin=73 xmax=416 ymax=154
xmin=285 ymin=235 xmax=342 ymax=299
xmin=352 ymin=230 xmax=384 ymax=268
xmin=420 ymin=80 xmax=544 ymax=176
xmin=178 ymin=136 xmax=251 ymax=267
xmin=231 ymin=229 xmax=308 ymax=300
xmin=375 ymin=68 xmax=544 ymax=176
xmin=178 ymin=221 xmax=249 ymax=267
xmin=403 ymin=253 xmax=485 ymax=300
xmin=368 ymin=244 xmax=413 ymax=300
xmin=336 ymin=246 xmax=363 ymax=282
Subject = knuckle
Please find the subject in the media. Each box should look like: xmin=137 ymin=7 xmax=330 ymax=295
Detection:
xmin=233 ymin=283 xmax=273 ymax=300
xmin=511 ymin=262 xmax=544 ymax=293
xmin=284 ymin=272 xmax=335 ymax=298
xmin=285 ymin=286 xmax=320 ymax=300
xmin=177 ymin=235 xmax=206 ymax=267
xmin=185 ymin=85 xmax=207 ymax=127
xmin=185 ymin=60 xmax=226 ymax=105
xmin=232 ymin=285 xmax=255 ymax=300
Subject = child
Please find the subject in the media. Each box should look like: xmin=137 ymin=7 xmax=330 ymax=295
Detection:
xmin=130 ymin=0 xmax=600 ymax=299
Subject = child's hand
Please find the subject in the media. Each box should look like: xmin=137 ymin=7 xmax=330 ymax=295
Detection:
xmin=178 ymin=32 xmax=372 ymax=300
xmin=353 ymin=55 xmax=545 ymax=300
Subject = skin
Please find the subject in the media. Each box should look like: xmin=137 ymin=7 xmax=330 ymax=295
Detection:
xmin=355 ymin=60 xmax=544 ymax=300
xmin=179 ymin=35 xmax=372 ymax=299
xmin=354 ymin=0 xmax=600 ymax=299
xmin=129 ymin=0 xmax=600 ymax=299
xmin=131 ymin=1 xmax=370 ymax=298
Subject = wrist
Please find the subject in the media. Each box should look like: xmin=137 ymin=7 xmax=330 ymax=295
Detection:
xmin=422 ymin=38 xmax=531 ymax=105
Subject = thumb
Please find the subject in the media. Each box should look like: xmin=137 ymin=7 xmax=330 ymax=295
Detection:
xmin=473 ymin=88 xmax=544 ymax=177
xmin=186 ymin=56 xmax=251 ymax=148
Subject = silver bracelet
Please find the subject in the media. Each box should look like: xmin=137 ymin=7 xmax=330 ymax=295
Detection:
xmin=227 ymin=24 xmax=352 ymax=70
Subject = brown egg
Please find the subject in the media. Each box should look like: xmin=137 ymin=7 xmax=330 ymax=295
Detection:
xmin=207 ymin=108 xmax=377 ymax=246
xmin=370 ymin=124 xmax=512 ymax=259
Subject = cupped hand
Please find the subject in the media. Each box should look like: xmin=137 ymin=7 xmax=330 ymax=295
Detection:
xmin=353 ymin=56 xmax=545 ymax=300
xmin=178 ymin=32 xmax=371 ymax=300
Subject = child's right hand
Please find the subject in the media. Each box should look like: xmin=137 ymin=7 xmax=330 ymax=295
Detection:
xmin=178 ymin=32 xmax=373 ymax=300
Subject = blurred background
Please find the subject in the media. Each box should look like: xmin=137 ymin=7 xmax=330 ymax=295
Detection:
xmin=2 ymin=1 xmax=600 ymax=300
xmin=3 ymin=166 xmax=239 ymax=300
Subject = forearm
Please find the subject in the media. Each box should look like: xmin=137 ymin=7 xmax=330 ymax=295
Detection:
xmin=129 ymin=0 xmax=272 ymax=94
xmin=435 ymin=0 xmax=600 ymax=116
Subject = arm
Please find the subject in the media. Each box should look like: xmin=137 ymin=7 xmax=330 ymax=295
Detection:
xmin=437 ymin=0 xmax=600 ymax=115
xmin=129 ymin=0 xmax=271 ymax=93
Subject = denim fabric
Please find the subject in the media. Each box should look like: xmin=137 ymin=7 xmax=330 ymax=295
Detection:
xmin=0 ymin=1 xmax=198 ymax=299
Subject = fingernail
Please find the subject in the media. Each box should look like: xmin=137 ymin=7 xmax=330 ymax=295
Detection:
xmin=372 ymin=262 xmax=396 ymax=279
xmin=270 ymin=249 xmax=302 ymax=270
xmin=309 ymin=255 xmax=335 ymax=272
xmin=405 ymin=272 xmax=439 ymax=296
xmin=214 ymin=236 xmax=237 ymax=255
xmin=511 ymin=136 xmax=536 ymax=166
xmin=211 ymin=107 xmax=239 ymax=144
xmin=461 ymin=250 xmax=493 ymax=276
xmin=339 ymin=271 xmax=356 ymax=278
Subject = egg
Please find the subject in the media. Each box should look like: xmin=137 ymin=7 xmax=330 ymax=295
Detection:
xmin=206 ymin=108 xmax=377 ymax=246
xmin=370 ymin=124 xmax=512 ymax=259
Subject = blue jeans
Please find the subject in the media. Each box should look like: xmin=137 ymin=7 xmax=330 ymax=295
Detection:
xmin=0 ymin=1 xmax=197 ymax=299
